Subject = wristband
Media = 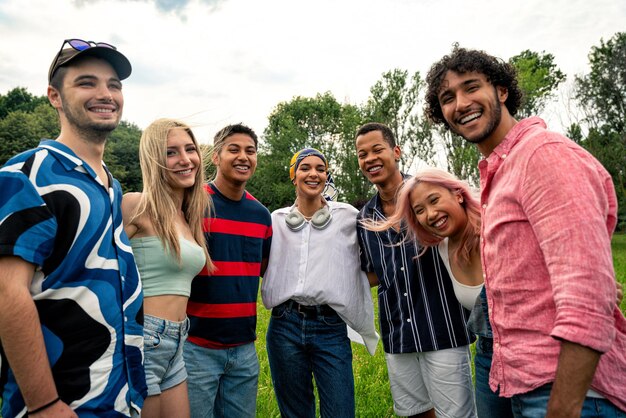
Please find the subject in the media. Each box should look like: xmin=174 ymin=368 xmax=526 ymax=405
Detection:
xmin=27 ymin=396 xmax=61 ymax=415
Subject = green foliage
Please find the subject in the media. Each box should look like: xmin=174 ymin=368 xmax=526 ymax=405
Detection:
xmin=248 ymin=92 xmax=370 ymax=210
xmin=0 ymin=86 xmax=49 ymax=119
xmin=0 ymin=103 xmax=59 ymax=165
xmin=509 ymin=50 xmax=566 ymax=118
xmin=0 ymin=87 xmax=142 ymax=192
xmin=574 ymin=32 xmax=626 ymax=230
xmin=363 ymin=69 xmax=437 ymax=171
xmin=575 ymin=32 xmax=626 ymax=134
xmin=440 ymin=129 xmax=481 ymax=186
xmin=104 ymin=121 xmax=143 ymax=193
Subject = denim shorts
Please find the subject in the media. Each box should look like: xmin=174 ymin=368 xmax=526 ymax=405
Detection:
xmin=143 ymin=314 xmax=190 ymax=396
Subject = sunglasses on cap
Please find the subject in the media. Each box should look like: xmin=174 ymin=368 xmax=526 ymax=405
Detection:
xmin=48 ymin=38 xmax=131 ymax=82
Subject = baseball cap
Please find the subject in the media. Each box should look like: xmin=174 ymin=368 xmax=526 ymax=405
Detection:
xmin=48 ymin=39 xmax=132 ymax=83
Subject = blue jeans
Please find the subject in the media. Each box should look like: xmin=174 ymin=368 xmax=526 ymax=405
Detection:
xmin=511 ymin=383 xmax=626 ymax=417
xmin=266 ymin=301 xmax=355 ymax=418
xmin=143 ymin=314 xmax=190 ymax=396
xmin=183 ymin=340 xmax=259 ymax=418
xmin=475 ymin=336 xmax=513 ymax=418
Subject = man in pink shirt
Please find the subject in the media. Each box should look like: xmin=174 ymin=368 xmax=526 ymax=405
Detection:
xmin=424 ymin=46 xmax=626 ymax=417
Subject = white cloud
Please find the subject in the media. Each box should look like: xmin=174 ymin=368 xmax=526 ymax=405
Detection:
xmin=1 ymin=0 xmax=625 ymax=142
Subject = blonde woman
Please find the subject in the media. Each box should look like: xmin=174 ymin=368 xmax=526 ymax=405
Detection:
xmin=122 ymin=119 xmax=214 ymax=418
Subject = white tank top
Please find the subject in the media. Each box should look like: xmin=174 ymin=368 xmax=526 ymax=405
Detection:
xmin=438 ymin=238 xmax=483 ymax=310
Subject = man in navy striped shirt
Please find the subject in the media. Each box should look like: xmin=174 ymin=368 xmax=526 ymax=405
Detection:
xmin=355 ymin=122 xmax=475 ymax=418
xmin=184 ymin=124 xmax=272 ymax=418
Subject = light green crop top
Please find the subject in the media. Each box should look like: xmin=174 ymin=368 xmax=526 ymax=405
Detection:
xmin=131 ymin=236 xmax=206 ymax=298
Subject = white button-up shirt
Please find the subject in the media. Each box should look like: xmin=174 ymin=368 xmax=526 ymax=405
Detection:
xmin=262 ymin=201 xmax=379 ymax=355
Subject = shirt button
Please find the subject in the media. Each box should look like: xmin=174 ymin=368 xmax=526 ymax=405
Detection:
xmin=404 ymin=293 xmax=408 ymax=297
xmin=502 ymin=154 xmax=507 ymax=158
xmin=495 ymin=342 xmax=500 ymax=349
xmin=400 ymin=267 xmax=405 ymax=271
xmin=482 ymin=204 xmax=487 ymax=209
xmin=407 ymin=318 xmax=412 ymax=323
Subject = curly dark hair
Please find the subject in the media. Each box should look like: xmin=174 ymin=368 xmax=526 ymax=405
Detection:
xmin=424 ymin=45 xmax=523 ymax=128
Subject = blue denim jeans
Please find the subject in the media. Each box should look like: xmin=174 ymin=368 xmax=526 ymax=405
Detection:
xmin=183 ymin=340 xmax=259 ymax=418
xmin=511 ymin=383 xmax=626 ymax=417
xmin=475 ymin=336 xmax=513 ymax=418
xmin=143 ymin=314 xmax=190 ymax=396
xmin=266 ymin=302 xmax=355 ymax=418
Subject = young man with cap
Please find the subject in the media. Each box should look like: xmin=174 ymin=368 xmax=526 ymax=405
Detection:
xmin=0 ymin=39 xmax=146 ymax=417
xmin=355 ymin=122 xmax=476 ymax=418
xmin=424 ymin=46 xmax=626 ymax=417
xmin=184 ymin=124 xmax=272 ymax=418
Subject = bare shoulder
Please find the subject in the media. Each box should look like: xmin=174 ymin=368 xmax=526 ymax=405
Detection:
xmin=122 ymin=192 xmax=142 ymax=217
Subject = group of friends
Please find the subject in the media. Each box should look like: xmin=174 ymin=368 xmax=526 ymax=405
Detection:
xmin=0 ymin=38 xmax=624 ymax=418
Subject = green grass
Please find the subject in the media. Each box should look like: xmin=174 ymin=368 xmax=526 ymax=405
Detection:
xmin=612 ymin=233 xmax=626 ymax=312
xmin=255 ymin=233 xmax=626 ymax=417
xmin=1 ymin=235 xmax=624 ymax=417
xmin=255 ymin=287 xmax=394 ymax=418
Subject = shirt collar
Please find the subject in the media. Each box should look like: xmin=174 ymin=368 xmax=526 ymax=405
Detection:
xmin=487 ymin=117 xmax=546 ymax=162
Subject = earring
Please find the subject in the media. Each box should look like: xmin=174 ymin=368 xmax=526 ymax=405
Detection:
xmin=459 ymin=197 xmax=463 ymax=203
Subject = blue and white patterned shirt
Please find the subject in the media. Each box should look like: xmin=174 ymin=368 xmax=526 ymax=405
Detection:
xmin=357 ymin=183 xmax=473 ymax=354
xmin=0 ymin=140 xmax=146 ymax=417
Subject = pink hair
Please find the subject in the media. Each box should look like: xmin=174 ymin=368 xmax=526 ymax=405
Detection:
xmin=362 ymin=168 xmax=481 ymax=267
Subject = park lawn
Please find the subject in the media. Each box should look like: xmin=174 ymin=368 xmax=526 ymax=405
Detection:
xmin=0 ymin=234 xmax=624 ymax=417
xmin=256 ymin=232 xmax=626 ymax=417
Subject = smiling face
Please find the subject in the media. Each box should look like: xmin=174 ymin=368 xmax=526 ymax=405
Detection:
xmin=437 ymin=71 xmax=509 ymax=153
xmin=49 ymin=57 xmax=123 ymax=141
xmin=212 ymin=133 xmax=257 ymax=187
xmin=410 ymin=181 xmax=467 ymax=240
xmin=165 ymin=128 xmax=200 ymax=191
xmin=293 ymin=155 xmax=327 ymax=200
xmin=355 ymin=129 xmax=401 ymax=187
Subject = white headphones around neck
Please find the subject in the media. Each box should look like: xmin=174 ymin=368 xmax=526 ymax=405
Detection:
xmin=285 ymin=205 xmax=332 ymax=231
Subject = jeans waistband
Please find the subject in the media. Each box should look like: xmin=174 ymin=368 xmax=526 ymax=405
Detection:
xmin=278 ymin=299 xmax=337 ymax=318
xmin=144 ymin=314 xmax=190 ymax=338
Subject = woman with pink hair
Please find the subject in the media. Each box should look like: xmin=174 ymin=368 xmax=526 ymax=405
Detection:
xmin=363 ymin=167 xmax=512 ymax=418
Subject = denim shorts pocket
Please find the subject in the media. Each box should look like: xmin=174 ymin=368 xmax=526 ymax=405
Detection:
xmin=144 ymin=329 xmax=162 ymax=351
xmin=321 ymin=313 xmax=344 ymax=326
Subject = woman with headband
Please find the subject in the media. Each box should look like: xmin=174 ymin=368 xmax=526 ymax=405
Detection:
xmin=261 ymin=148 xmax=379 ymax=418
xmin=122 ymin=119 xmax=214 ymax=418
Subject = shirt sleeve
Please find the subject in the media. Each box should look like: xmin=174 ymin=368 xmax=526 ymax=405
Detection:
xmin=0 ymin=171 xmax=57 ymax=267
xmin=520 ymin=139 xmax=617 ymax=353
xmin=356 ymin=217 xmax=374 ymax=273
xmin=262 ymin=213 xmax=272 ymax=260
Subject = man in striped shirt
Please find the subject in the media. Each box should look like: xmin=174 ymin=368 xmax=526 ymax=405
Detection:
xmin=355 ymin=122 xmax=475 ymax=418
xmin=184 ymin=124 xmax=272 ymax=418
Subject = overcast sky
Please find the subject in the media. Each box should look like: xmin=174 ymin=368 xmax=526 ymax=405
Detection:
xmin=1 ymin=0 xmax=625 ymax=143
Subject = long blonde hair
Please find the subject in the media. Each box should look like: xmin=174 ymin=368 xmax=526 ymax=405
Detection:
xmin=134 ymin=118 xmax=215 ymax=272
xmin=362 ymin=168 xmax=481 ymax=267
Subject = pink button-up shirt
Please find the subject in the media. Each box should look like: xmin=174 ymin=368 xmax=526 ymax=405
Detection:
xmin=479 ymin=117 xmax=626 ymax=410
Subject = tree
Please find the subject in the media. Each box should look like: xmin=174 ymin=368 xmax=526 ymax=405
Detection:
xmin=104 ymin=121 xmax=143 ymax=193
xmin=575 ymin=32 xmax=626 ymax=134
xmin=509 ymin=50 xmax=566 ymax=118
xmin=0 ymin=103 xmax=59 ymax=165
xmin=0 ymin=87 xmax=49 ymax=119
xmin=248 ymin=93 xmax=369 ymax=211
xmin=574 ymin=32 xmax=626 ymax=229
xmin=363 ymin=69 xmax=437 ymax=171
